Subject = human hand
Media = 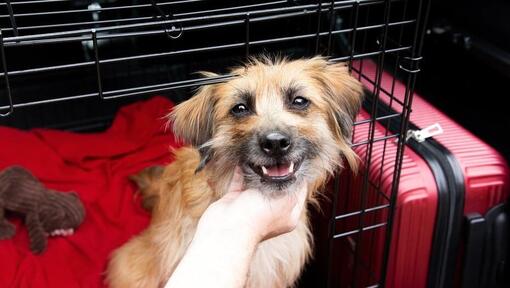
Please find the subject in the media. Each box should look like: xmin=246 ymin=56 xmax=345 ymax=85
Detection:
xmin=167 ymin=168 xmax=308 ymax=288
xmin=196 ymin=167 xmax=308 ymax=244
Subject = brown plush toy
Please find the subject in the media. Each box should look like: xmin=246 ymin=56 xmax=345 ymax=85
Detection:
xmin=0 ymin=166 xmax=85 ymax=254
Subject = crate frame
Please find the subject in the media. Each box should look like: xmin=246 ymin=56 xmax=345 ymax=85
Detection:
xmin=0 ymin=1 xmax=431 ymax=287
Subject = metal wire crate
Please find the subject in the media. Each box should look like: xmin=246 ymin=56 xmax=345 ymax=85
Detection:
xmin=0 ymin=0 xmax=430 ymax=287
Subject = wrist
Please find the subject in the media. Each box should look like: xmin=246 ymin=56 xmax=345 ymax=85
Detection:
xmin=193 ymin=222 xmax=260 ymax=250
xmin=166 ymin=221 xmax=258 ymax=288
xmin=197 ymin=207 xmax=268 ymax=246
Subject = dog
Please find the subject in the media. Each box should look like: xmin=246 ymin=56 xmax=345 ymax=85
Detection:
xmin=106 ymin=56 xmax=363 ymax=288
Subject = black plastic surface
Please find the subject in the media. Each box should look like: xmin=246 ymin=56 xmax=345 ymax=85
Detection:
xmin=462 ymin=213 xmax=486 ymax=288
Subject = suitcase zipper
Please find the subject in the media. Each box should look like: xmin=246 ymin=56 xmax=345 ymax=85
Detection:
xmin=363 ymin=90 xmax=465 ymax=288
xmin=406 ymin=123 xmax=444 ymax=143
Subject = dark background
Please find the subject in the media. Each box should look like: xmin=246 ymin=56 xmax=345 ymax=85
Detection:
xmin=416 ymin=0 xmax=510 ymax=162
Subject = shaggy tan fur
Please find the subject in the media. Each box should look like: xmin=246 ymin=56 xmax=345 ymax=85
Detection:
xmin=129 ymin=165 xmax=164 ymax=211
xmin=106 ymin=57 xmax=363 ymax=288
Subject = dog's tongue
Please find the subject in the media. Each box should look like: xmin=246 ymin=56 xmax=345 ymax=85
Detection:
xmin=265 ymin=163 xmax=292 ymax=177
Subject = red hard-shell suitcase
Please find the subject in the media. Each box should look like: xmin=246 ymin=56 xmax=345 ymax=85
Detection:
xmin=326 ymin=60 xmax=510 ymax=288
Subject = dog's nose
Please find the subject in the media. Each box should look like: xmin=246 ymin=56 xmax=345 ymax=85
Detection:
xmin=260 ymin=132 xmax=291 ymax=156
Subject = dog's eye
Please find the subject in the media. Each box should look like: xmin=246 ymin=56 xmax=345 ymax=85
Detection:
xmin=231 ymin=103 xmax=249 ymax=116
xmin=291 ymin=96 xmax=310 ymax=109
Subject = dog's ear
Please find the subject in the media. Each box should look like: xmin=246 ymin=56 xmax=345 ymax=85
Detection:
xmin=168 ymin=74 xmax=218 ymax=172
xmin=168 ymin=77 xmax=218 ymax=147
xmin=312 ymin=59 xmax=364 ymax=172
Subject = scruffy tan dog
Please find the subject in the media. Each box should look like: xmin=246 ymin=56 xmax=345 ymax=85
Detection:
xmin=106 ymin=57 xmax=363 ymax=288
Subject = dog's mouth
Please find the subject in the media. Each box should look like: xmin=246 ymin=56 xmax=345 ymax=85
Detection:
xmin=249 ymin=160 xmax=303 ymax=183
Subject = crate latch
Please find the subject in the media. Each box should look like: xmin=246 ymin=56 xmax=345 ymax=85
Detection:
xmin=399 ymin=56 xmax=423 ymax=74
xmin=150 ymin=0 xmax=183 ymax=39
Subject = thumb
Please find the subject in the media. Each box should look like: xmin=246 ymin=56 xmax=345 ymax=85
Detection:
xmin=290 ymin=181 xmax=308 ymax=223
xmin=227 ymin=166 xmax=244 ymax=193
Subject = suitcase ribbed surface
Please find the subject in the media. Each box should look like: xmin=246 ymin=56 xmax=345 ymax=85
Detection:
xmin=357 ymin=60 xmax=509 ymax=215
xmin=334 ymin=60 xmax=510 ymax=288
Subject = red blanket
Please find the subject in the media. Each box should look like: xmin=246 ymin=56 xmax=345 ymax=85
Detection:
xmin=0 ymin=97 xmax=178 ymax=287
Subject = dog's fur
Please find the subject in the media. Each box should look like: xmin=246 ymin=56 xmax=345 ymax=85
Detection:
xmin=106 ymin=57 xmax=363 ymax=288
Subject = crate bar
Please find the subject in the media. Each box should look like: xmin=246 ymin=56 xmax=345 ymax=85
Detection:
xmin=354 ymin=113 xmax=402 ymax=126
xmin=327 ymin=173 xmax=341 ymax=288
xmin=351 ymin=134 xmax=400 ymax=148
xmin=352 ymin=67 xmax=407 ymax=122
xmin=0 ymin=0 xmax=71 ymax=5
xmin=326 ymin=0 xmax=336 ymax=55
xmin=1 ymin=0 xmax=402 ymax=43
xmin=386 ymin=0 xmax=411 ymax=115
xmin=0 ymin=3 xmax=316 ymax=34
xmin=0 ymin=45 xmax=409 ymax=109
xmin=0 ymin=9 xmax=321 ymax=43
xmin=330 ymin=45 xmax=411 ymax=61
xmin=2 ymin=15 xmax=157 ymax=33
xmin=0 ymin=0 xmax=330 ymax=33
xmin=354 ymin=0 xmax=373 ymax=84
xmin=368 ymin=180 xmax=391 ymax=202
xmin=0 ymin=45 xmax=409 ymax=112
xmin=0 ymin=74 xmax=232 ymax=110
xmin=369 ymin=0 xmax=410 ymax=206
xmin=95 ymin=76 xmax=235 ymax=100
xmin=345 ymin=6 xmax=361 ymax=249
xmin=0 ymin=0 xmax=396 ymax=36
xmin=333 ymin=222 xmax=387 ymax=239
xmin=0 ymin=22 xmax=414 ymax=78
xmin=315 ymin=0 xmax=323 ymax=54
xmin=245 ymin=13 xmax=250 ymax=57
xmin=379 ymin=0 xmax=432 ymax=286
xmin=4 ymin=0 xmax=18 ymax=37
xmin=2 ymin=16 xmax=415 ymax=49
xmin=0 ymin=0 xmax=388 ymax=21
xmin=0 ymin=31 xmax=13 ymax=117
xmin=368 ymin=0 xmax=411 ymax=270
xmin=0 ymin=0 xmax=204 ymax=18
xmin=334 ymin=204 xmax=390 ymax=220
xmin=0 ymin=44 xmax=410 ymax=109
xmin=351 ymin=0 xmax=393 ymax=284
xmin=342 ymin=240 xmax=381 ymax=284
xmin=348 ymin=0 xmax=360 ymax=72
xmin=91 ymin=30 xmax=103 ymax=100
xmin=173 ymin=0 xmax=288 ymax=18
xmin=5 ymin=0 xmax=286 ymax=33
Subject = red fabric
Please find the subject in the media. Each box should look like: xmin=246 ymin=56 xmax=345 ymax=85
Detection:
xmin=0 ymin=97 xmax=179 ymax=288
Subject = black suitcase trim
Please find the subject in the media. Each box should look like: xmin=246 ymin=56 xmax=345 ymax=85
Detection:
xmin=363 ymin=90 xmax=465 ymax=288
xmin=463 ymin=203 xmax=510 ymax=288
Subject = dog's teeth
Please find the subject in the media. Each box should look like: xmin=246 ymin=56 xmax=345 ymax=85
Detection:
xmin=261 ymin=166 xmax=268 ymax=175
xmin=289 ymin=162 xmax=294 ymax=173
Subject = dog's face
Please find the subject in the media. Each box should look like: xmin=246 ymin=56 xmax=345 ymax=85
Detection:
xmin=170 ymin=57 xmax=363 ymax=196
